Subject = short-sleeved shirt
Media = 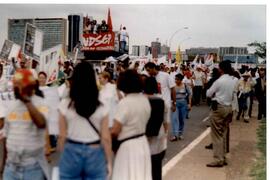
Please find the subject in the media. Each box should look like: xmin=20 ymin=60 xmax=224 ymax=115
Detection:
xmin=156 ymin=71 xmax=176 ymax=106
xmin=4 ymin=95 xmax=49 ymax=152
xmin=114 ymin=93 xmax=151 ymax=141
xmin=58 ymin=98 xmax=108 ymax=143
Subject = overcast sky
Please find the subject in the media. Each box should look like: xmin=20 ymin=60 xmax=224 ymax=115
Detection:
xmin=0 ymin=4 xmax=266 ymax=52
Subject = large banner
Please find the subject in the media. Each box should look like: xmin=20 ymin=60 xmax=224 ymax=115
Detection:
xmin=0 ymin=40 xmax=21 ymax=61
xmin=82 ymin=32 xmax=115 ymax=51
xmin=40 ymin=44 xmax=64 ymax=84
xmin=23 ymin=23 xmax=43 ymax=61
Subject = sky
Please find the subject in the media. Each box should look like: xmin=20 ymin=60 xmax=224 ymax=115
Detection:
xmin=0 ymin=4 xmax=266 ymax=52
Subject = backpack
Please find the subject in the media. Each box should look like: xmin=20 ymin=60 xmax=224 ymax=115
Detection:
xmin=145 ymin=96 xmax=165 ymax=137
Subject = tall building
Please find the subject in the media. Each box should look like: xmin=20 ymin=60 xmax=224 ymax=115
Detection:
xmin=132 ymin=45 xmax=140 ymax=56
xmin=35 ymin=18 xmax=67 ymax=54
xmin=8 ymin=19 xmax=34 ymax=47
xmin=68 ymin=15 xmax=81 ymax=52
xmin=218 ymin=47 xmax=248 ymax=56
xmin=160 ymin=44 xmax=170 ymax=56
xmin=139 ymin=45 xmax=149 ymax=56
xmin=151 ymin=40 xmax=161 ymax=58
xmin=8 ymin=18 xmax=67 ymax=54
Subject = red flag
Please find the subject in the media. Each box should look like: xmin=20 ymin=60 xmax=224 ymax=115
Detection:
xmin=107 ymin=8 xmax=113 ymax=32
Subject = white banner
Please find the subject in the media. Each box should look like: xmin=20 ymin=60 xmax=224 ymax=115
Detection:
xmin=0 ymin=40 xmax=21 ymax=61
xmin=40 ymin=44 xmax=64 ymax=84
xmin=23 ymin=23 xmax=44 ymax=61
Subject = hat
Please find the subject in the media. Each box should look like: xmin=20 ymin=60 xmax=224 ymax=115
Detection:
xmin=13 ymin=69 xmax=36 ymax=87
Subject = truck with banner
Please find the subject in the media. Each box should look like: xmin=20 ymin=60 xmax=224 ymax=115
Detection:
xmin=81 ymin=9 xmax=128 ymax=60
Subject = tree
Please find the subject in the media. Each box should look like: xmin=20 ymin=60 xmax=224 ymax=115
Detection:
xmin=248 ymin=41 xmax=266 ymax=60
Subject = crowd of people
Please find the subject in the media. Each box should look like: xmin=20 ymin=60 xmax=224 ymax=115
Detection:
xmin=0 ymin=54 xmax=266 ymax=179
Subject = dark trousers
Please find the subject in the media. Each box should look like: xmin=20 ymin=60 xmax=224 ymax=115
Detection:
xmin=151 ymin=150 xmax=166 ymax=180
xmin=258 ymin=96 xmax=266 ymax=119
xmin=193 ymin=86 xmax=202 ymax=105
xmin=248 ymin=91 xmax=254 ymax=117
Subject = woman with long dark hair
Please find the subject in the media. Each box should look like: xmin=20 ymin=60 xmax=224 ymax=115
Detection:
xmin=58 ymin=61 xmax=112 ymax=179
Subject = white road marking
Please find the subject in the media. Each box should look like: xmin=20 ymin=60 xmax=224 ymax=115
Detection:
xmin=202 ymin=116 xmax=209 ymax=122
xmin=162 ymin=127 xmax=211 ymax=177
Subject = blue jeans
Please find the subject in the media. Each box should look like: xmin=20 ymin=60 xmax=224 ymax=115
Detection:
xmin=120 ymin=41 xmax=126 ymax=53
xmin=3 ymin=162 xmax=45 ymax=180
xmin=59 ymin=142 xmax=107 ymax=180
xmin=176 ymin=99 xmax=188 ymax=136
xmin=171 ymin=108 xmax=179 ymax=136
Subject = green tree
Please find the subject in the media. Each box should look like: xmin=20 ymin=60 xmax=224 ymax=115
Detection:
xmin=248 ymin=41 xmax=266 ymax=60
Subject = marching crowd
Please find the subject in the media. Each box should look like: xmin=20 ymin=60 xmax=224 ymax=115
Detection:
xmin=0 ymin=55 xmax=266 ymax=179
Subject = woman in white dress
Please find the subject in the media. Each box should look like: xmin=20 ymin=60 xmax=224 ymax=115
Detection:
xmin=111 ymin=69 xmax=152 ymax=180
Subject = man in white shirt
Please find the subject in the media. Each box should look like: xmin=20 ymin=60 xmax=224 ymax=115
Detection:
xmin=145 ymin=62 xmax=176 ymax=136
xmin=119 ymin=27 xmax=129 ymax=53
xmin=206 ymin=60 xmax=235 ymax=167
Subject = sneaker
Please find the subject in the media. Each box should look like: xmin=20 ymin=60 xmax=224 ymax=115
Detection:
xmin=178 ymin=135 xmax=184 ymax=140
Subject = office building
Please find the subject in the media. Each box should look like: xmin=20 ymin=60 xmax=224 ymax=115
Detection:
xmin=132 ymin=45 xmax=140 ymax=56
xmin=185 ymin=47 xmax=218 ymax=56
xmin=68 ymin=15 xmax=81 ymax=52
xmin=139 ymin=45 xmax=149 ymax=56
xmin=151 ymin=40 xmax=161 ymax=58
xmin=218 ymin=47 xmax=248 ymax=56
xmin=8 ymin=18 xmax=67 ymax=54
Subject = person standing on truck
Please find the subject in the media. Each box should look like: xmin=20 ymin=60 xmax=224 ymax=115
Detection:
xmin=119 ymin=27 xmax=129 ymax=53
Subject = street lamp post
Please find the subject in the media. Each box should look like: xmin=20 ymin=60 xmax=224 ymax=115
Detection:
xmin=168 ymin=26 xmax=189 ymax=50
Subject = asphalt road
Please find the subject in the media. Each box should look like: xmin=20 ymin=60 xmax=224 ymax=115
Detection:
xmin=163 ymin=103 xmax=210 ymax=164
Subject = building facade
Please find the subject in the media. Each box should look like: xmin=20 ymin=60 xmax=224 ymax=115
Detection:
xmin=8 ymin=19 xmax=34 ymax=47
xmin=68 ymin=15 xmax=81 ymax=53
xmin=8 ymin=18 xmax=67 ymax=54
xmin=139 ymin=45 xmax=149 ymax=57
xmin=35 ymin=18 xmax=67 ymax=54
xmin=151 ymin=40 xmax=161 ymax=58
xmin=132 ymin=45 xmax=140 ymax=56
xmin=218 ymin=47 xmax=248 ymax=56
xmin=160 ymin=44 xmax=170 ymax=56
xmin=223 ymin=54 xmax=258 ymax=64
xmin=185 ymin=47 xmax=218 ymax=56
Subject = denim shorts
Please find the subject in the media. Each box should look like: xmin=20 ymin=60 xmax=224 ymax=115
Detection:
xmin=3 ymin=162 xmax=45 ymax=180
xmin=59 ymin=141 xmax=107 ymax=180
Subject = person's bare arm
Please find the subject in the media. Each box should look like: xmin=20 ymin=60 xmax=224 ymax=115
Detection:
xmin=57 ymin=112 xmax=67 ymax=152
xmin=100 ymin=116 xmax=112 ymax=179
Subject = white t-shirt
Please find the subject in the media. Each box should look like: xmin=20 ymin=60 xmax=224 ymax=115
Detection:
xmin=193 ymin=70 xmax=204 ymax=86
xmin=58 ymin=98 xmax=108 ymax=143
xmin=99 ymin=83 xmax=119 ymax=127
xmin=114 ymin=93 xmax=151 ymax=141
xmin=156 ymin=71 xmax=176 ymax=106
xmin=120 ymin=29 xmax=129 ymax=42
xmin=4 ymin=95 xmax=49 ymax=152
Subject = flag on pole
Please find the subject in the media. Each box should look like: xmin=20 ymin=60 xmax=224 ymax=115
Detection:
xmin=175 ymin=46 xmax=182 ymax=65
xmin=107 ymin=8 xmax=113 ymax=32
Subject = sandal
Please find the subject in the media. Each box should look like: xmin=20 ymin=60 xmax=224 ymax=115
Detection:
xmin=170 ymin=136 xmax=178 ymax=142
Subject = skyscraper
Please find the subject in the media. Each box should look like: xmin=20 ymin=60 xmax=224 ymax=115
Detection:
xmin=8 ymin=18 xmax=67 ymax=54
xmin=68 ymin=15 xmax=81 ymax=52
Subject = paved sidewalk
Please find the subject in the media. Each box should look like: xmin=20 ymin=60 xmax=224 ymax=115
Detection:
xmin=163 ymin=107 xmax=259 ymax=180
